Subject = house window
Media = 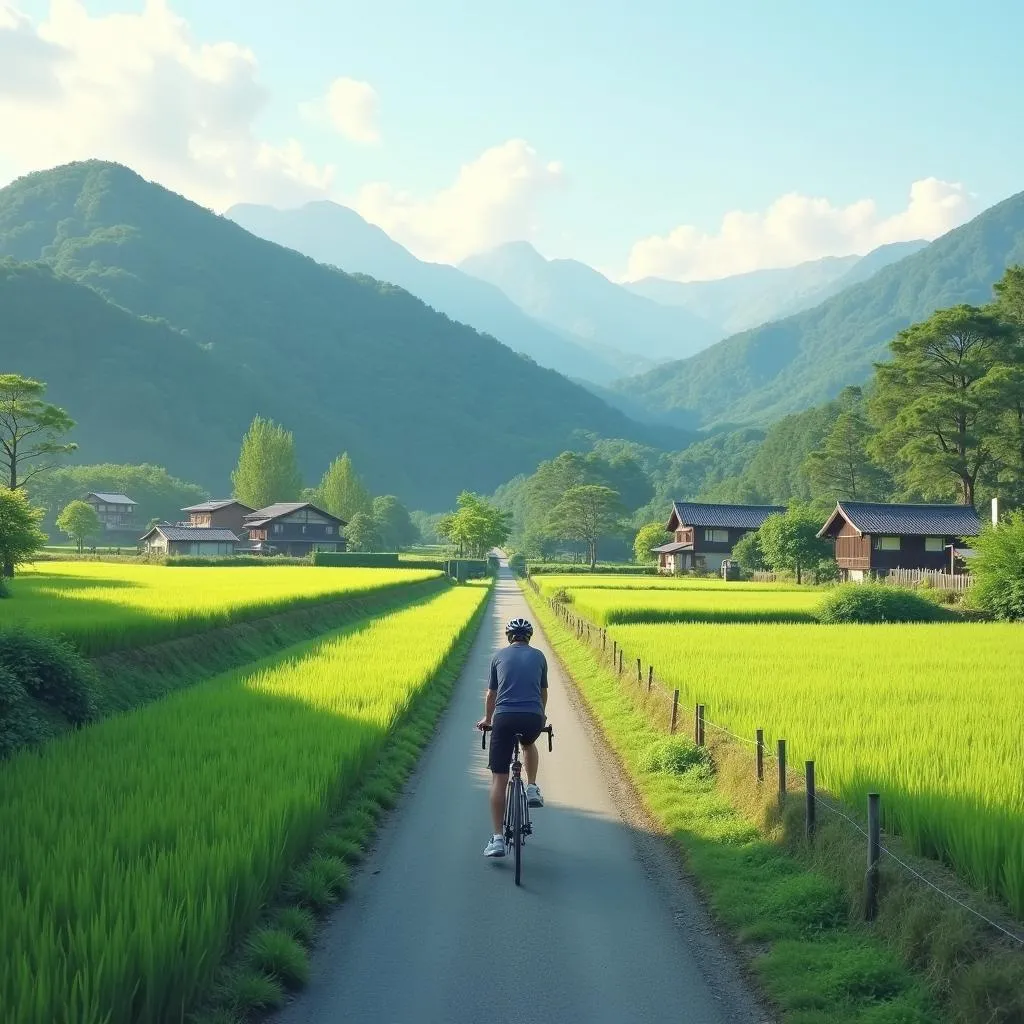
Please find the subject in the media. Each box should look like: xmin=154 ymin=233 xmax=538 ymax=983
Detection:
xmin=873 ymin=535 xmax=901 ymax=551
xmin=273 ymin=523 xmax=282 ymax=534
xmin=924 ymin=536 xmax=944 ymax=552
xmin=703 ymin=529 xmax=729 ymax=543
xmin=325 ymin=526 xmax=333 ymax=535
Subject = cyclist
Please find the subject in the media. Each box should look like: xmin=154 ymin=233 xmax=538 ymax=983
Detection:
xmin=477 ymin=616 xmax=548 ymax=857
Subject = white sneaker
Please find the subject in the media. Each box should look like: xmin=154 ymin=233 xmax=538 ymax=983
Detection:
xmin=526 ymin=784 xmax=544 ymax=808
xmin=483 ymin=834 xmax=507 ymax=857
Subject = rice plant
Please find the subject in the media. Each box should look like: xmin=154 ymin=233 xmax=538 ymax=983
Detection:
xmin=558 ymin=586 xmax=821 ymax=624
xmin=0 ymin=584 xmax=486 ymax=1024
xmin=3 ymin=562 xmax=441 ymax=654
xmin=609 ymin=618 xmax=1024 ymax=917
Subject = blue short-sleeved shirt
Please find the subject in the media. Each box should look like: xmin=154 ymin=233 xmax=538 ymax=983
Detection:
xmin=488 ymin=643 xmax=548 ymax=717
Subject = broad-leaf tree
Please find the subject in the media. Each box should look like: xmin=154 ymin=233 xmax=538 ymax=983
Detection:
xmin=757 ymin=505 xmax=832 ymax=585
xmin=0 ymin=488 xmax=47 ymax=577
xmin=437 ymin=492 xmax=511 ymax=557
xmin=372 ymin=495 xmax=418 ymax=550
xmin=344 ymin=512 xmax=381 ymax=552
xmin=316 ymin=453 xmax=372 ymax=522
xmin=731 ymin=530 xmax=766 ymax=572
xmin=56 ymin=500 xmax=101 ymax=553
xmin=547 ymin=484 xmax=625 ymax=568
xmin=869 ymin=306 xmax=1015 ymax=505
xmin=990 ymin=266 xmax=1024 ymax=503
xmin=231 ymin=416 xmax=303 ymax=509
xmin=633 ymin=521 xmax=670 ymax=565
xmin=0 ymin=375 xmax=76 ymax=491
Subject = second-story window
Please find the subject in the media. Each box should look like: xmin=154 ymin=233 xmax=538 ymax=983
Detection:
xmin=703 ymin=528 xmax=729 ymax=543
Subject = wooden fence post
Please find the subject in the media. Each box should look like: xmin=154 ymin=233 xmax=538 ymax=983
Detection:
xmin=647 ymin=665 xmax=653 ymax=692
xmin=865 ymin=793 xmax=881 ymax=920
xmin=756 ymin=729 xmax=764 ymax=782
xmin=617 ymin=648 xmax=623 ymax=675
xmin=694 ymin=703 xmax=700 ymax=745
xmin=612 ymin=639 xmax=617 ymax=664
xmin=805 ymin=761 xmax=816 ymax=842
xmin=698 ymin=704 xmax=705 ymax=746
xmin=777 ymin=739 xmax=787 ymax=804
xmin=670 ymin=689 xmax=679 ymax=734
xmin=636 ymin=658 xmax=642 ymax=684
xmin=602 ymin=631 xmax=606 ymax=653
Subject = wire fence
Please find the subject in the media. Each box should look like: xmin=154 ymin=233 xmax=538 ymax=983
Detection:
xmin=524 ymin=575 xmax=1024 ymax=948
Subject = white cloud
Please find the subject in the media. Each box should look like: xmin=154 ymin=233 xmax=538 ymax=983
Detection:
xmin=0 ymin=0 xmax=333 ymax=209
xmin=302 ymin=77 xmax=380 ymax=144
xmin=353 ymin=139 xmax=565 ymax=263
xmin=625 ymin=178 xmax=975 ymax=282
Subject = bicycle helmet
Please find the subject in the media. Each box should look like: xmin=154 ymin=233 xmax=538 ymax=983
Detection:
xmin=505 ymin=617 xmax=534 ymax=641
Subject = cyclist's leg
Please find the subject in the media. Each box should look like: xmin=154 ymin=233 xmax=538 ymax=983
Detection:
xmin=486 ymin=716 xmax=517 ymax=834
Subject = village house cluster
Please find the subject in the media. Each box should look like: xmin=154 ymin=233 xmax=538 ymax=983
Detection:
xmin=83 ymin=493 xmax=348 ymax=557
xmin=653 ymin=500 xmax=984 ymax=581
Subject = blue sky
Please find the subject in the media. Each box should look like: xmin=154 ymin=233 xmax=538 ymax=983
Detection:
xmin=4 ymin=0 xmax=1023 ymax=277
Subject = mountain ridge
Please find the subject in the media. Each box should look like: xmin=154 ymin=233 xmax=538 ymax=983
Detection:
xmin=616 ymin=192 xmax=1024 ymax=427
xmin=226 ymin=200 xmax=623 ymax=384
xmin=0 ymin=160 xmax=682 ymax=506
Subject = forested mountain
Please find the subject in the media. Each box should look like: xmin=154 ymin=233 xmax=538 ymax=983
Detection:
xmin=626 ymin=241 xmax=926 ymax=335
xmin=0 ymin=161 xmax=676 ymax=507
xmin=226 ymin=201 xmax=621 ymax=384
xmin=460 ymin=241 xmax=721 ymax=372
xmin=617 ymin=192 xmax=1024 ymax=426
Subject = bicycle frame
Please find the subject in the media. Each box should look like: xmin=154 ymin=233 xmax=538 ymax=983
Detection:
xmin=481 ymin=724 xmax=554 ymax=886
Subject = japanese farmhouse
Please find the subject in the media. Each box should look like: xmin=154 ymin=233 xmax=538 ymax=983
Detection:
xmin=181 ymin=499 xmax=254 ymax=535
xmin=817 ymin=502 xmax=982 ymax=580
xmin=85 ymin=492 xmax=139 ymax=533
xmin=654 ymin=501 xmax=786 ymax=574
xmin=242 ymin=502 xmax=347 ymax=557
xmin=142 ymin=524 xmax=241 ymax=557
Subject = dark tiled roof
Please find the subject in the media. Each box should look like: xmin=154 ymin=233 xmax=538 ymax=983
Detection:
xmin=243 ymin=502 xmax=345 ymax=525
xmin=143 ymin=525 xmax=240 ymax=542
xmin=669 ymin=501 xmax=786 ymax=530
xmin=653 ymin=541 xmax=693 ymax=554
xmin=88 ymin=492 xmax=135 ymax=504
xmin=822 ymin=502 xmax=982 ymax=538
xmin=181 ymin=499 xmax=253 ymax=513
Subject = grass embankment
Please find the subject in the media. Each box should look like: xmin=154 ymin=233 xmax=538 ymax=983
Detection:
xmin=0 ymin=582 xmax=489 ymax=1024
xmin=534 ymin=573 xmax=807 ymax=593
xmin=5 ymin=563 xmax=442 ymax=654
xmin=523 ymin=585 xmax=1024 ymax=1024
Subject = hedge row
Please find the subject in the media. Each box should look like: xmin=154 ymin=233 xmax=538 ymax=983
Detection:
xmin=312 ymin=552 xmax=400 ymax=568
xmin=527 ymin=564 xmax=656 ymax=576
xmin=165 ymin=555 xmax=311 ymax=567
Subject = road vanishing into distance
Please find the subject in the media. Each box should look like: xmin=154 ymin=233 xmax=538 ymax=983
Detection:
xmin=274 ymin=563 xmax=768 ymax=1024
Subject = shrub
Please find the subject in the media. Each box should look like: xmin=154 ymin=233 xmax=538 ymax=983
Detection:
xmin=550 ymin=587 xmax=573 ymax=605
xmin=508 ymin=552 xmax=526 ymax=576
xmin=311 ymin=551 xmax=400 ymax=568
xmin=0 ymin=630 xmax=98 ymax=723
xmin=816 ymin=584 xmax=948 ymax=624
xmin=639 ymin=737 xmax=712 ymax=776
xmin=967 ymin=512 xmax=1024 ymax=620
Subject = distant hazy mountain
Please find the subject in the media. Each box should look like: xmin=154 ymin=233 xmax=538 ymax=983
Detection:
xmin=227 ymin=201 xmax=621 ymax=384
xmin=626 ymin=240 xmax=926 ymax=334
xmin=0 ymin=161 xmax=677 ymax=507
xmin=459 ymin=242 xmax=721 ymax=371
xmin=616 ymin=198 xmax=1024 ymax=428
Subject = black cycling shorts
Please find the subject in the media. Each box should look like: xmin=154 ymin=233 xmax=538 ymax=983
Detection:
xmin=487 ymin=711 xmax=545 ymax=773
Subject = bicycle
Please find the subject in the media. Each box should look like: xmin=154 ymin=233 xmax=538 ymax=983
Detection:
xmin=480 ymin=723 xmax=555 ymax=886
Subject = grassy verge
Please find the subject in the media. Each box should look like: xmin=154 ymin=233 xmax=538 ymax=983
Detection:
xmin=524 ymin=584 xmax=967 ymax=1024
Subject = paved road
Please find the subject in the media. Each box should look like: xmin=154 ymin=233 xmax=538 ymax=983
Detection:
xmin=275 ymin=565 xmax=765 ymax=1024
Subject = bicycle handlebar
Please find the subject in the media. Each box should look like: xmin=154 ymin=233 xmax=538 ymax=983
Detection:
xmin=479 ymin=723 xmax=554 ymax=752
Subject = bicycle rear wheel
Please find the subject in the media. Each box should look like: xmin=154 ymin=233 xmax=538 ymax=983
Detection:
xmin=512 ymin=780 xmax=523 ymax=886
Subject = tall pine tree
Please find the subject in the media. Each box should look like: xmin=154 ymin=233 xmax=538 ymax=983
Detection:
xmin=231 ymin=416 xmax=303 ymax=509
xmin=316 ymin=453 xmax=372 ymax=521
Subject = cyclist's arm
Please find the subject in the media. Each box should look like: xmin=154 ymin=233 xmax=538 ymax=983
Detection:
xmin=540 ymin=656 xmax=549 ymax=711
xmin=481 ymin=657 xmax=498 ymax=725
xmin=483 ymin=688 xmax=496 ymax=725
